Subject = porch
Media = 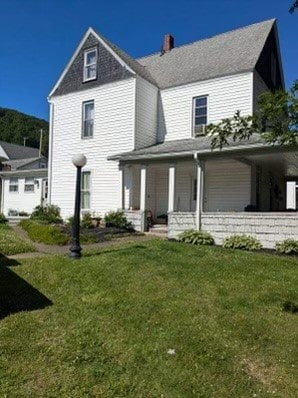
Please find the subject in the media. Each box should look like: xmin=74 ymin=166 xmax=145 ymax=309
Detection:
xmin=110 ymin=137 xmax=298 ymax=248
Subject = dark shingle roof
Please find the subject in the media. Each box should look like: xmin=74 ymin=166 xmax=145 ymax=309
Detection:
xmin=109 ymin=134 xmax=271 ymax=161
xmin=0 ymin=141 xmax=39 ymax=160
xmin=2 ymin=157 xmax=41 ymax=170
xmin=137 ymin=19 xmax=276 ymax=89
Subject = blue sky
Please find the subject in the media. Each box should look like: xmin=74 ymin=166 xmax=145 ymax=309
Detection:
xmin=0 ymin=0 xmax=297 ymax=121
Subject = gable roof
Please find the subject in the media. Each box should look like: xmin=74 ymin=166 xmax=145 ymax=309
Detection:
xmin=49 ymin=18 xmax=280 ymax=96
xmin=49 ymin=27 xmax=156 ymax=97
xmin=2 ymin=157 xmax=44 ymax=170
xmin=0 ymin=141 xmax=40 ymax=160
xmin=137 ymin=19 xmax=277 ymax=89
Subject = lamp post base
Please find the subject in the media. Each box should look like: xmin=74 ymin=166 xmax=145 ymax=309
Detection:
xmin=69 ymin=244 xmax=82 ymax=259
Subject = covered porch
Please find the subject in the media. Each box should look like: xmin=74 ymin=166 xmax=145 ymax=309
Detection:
xmin=110 ymin=137 xmax=298 ymax=248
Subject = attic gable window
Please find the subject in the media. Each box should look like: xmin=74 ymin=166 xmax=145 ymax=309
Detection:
xmin=193 ymin=95 xmax=208 ymax=136
xmin=84 ymin=48 xmax=97 ymax=81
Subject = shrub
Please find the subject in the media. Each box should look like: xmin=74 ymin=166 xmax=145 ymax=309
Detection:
xmin=20 ymin=220 xmax=68 ymax=245
xmin=0 ymin=213 xmax=7 ymax=224
xmin=104 ymin=211 xmax=132 ymax=229
xmin=81 ymin=212 xmax=94 ymax=229
xmin=18 ymin=211 xmax=29 ymax=217
xmin=276 ymin=239 xmax=298 ymax=255
xmin=31 ymin=204 xmax=63 ymax=224
xmin=223 ymin=234 xmax=262 ymax=251
xmin=178 ymin=229 xmax=215 ymax=245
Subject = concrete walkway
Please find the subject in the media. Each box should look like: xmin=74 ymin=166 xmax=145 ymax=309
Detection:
xmin=9 ymin=224 xmax=156 ymax=260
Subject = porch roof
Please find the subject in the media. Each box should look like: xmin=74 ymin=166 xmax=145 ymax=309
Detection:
xmin=108 ymin=134 xmax=276 ymax=161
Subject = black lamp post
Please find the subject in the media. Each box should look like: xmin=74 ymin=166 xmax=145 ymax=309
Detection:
xmin=69 ymin=154 xmax=87 ymax=259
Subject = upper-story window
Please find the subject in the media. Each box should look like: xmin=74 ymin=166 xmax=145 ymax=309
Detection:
xmin=9 ymin=177 xmax=18 ymax=192
xmin=24 ymin=177 xmax=35 ymax=192
xmin=84 ymin=48 xmax=97 ymax=81
xmin=193 ymin=95 xmax=208 ymax=136
xmin=82 ymin=101 xmax=94 ymax=138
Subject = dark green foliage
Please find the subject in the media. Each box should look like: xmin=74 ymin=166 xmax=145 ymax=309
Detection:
xmin=0 ymin=213 xmax=7 ymax=224
xmin=104 ymin=210 xmax=132 ymax=229
xmin=207 ymin=80 xmax=298 ymax=148
xmin=20 ymin=220 xmax=68 ymax=246
xmin=276 ymin=239 xmax=298 ymax=255
xmin=178 ymin=229 xmax=215 ymax=245
xmin=30 ymin=204 xmax=62 ymax=224
xmin=81 ymin=212 xmax=94 ymax=229
xmin=283 ymin=300 xmax=298 ymax=313
xmin=0 ymin=107 xmax=49 ymax=156
xmin=223 ymin=234 xmax=262 ymax=251
xmin=289 ymin=1 xmax=298 ymax=13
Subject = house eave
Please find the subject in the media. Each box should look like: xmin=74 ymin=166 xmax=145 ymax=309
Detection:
xmin=0 ymin=169 xmax=48 ymax=178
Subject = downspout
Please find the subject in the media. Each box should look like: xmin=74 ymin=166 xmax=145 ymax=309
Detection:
xmin=47 ymin=100 xmax=54 ymax=204
xmin=194 ymin=153 xmax=204 ymax=231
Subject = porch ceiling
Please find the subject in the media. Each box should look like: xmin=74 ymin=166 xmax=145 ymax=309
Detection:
xmin=241 ymin=150 xmax=298 ymax=177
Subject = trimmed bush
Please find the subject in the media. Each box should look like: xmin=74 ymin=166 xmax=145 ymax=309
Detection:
xmin=276 ymin=239 xmax=298 ymax=255
xmin=178 ymin=229 xmax=215 ymax=245
xmin=223 ymin=234 xmax=262 ymax=251
xmin=0 ymin=213 xmax=7 ymax=224
xmin=30 ymin=204 xmax=62 ymax=224
xmin=81 ymin=212 xmax=94 ymax=229
xmin=104 ymin=211 xmax=132 ymax=229
xmin=20 ymin=220 xmax=68 ymax=246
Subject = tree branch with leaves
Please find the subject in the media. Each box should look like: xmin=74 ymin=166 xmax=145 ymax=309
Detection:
xmin=207 ymin=80 xmax=298 ymax=149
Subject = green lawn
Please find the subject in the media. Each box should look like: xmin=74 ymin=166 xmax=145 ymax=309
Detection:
xmin=0 ymin=224 xmax=35 ymax=255
xmin=0 ymin=240 xmax=297 ymax=397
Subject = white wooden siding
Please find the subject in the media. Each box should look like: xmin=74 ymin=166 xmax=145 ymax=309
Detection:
xmin=204 ymin=159 xmax=251 ymax=212
xmin=135 ymin=77 xmax=158 ymax=149
xmin=158 ymin=72 xmax=253 ymax=142
xmin=2 ymin=177 xmax=43 ymax=215
xmin=49 ymin=78 xmax=135 ymax=218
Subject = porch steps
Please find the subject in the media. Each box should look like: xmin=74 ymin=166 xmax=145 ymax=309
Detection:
xmin=147 ymin=224 xmax=168 ymax=238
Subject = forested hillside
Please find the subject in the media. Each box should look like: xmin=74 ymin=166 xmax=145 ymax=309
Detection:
xmin=0 ymin=107 xmax=49 ymax=156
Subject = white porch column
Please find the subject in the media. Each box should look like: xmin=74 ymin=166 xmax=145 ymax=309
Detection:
xmin=119 ymin=166 xmax=124 ymax=210
xmin=286 ymin=181 xmax=296 ymax=209
xmin=124 ymin=165 xmax=133 ymax=210
xmin=196 ymin=159 xmax=205 ymax=230
xmin=168 ymin=164 xmax=176 ymax=212
xmin=140 ymin=165 xmax=147 ymax=211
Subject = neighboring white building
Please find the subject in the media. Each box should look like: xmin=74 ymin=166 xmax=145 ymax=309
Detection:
xmin=48 ymin=19 xmax=298 ymax=247
xmin=0 ymin=141 xmax=48 ymax=216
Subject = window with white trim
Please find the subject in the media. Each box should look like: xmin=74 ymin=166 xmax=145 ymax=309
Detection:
xmin=81 ymin=171 xmax=91 ymax=210
xmin=24 ymin=177 xmax=35 ymax=192
xmin=84 ymin=48 xmax=97 ymax=81
xmin=82 ymin=101 xmax=94 ymax=138
xmin=193 ymin=96 xmax=208 ymax=136
xmin=9 ymin=177 xmax=18 ymax=192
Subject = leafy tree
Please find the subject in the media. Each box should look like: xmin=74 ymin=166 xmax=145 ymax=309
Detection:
xmin=289 ymin=1 xmax=298 ymax=13
xmin=207 ymin=80 xmax=298 ymax=149
xmin=0 ymin=107 xmax=49 ymax=156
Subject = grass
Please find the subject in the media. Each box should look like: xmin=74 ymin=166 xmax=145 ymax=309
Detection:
xmin=0 ymin=240 xmax=297 ymax=397
xmin=20 ymin=219 xmax=69 ymax=245
xmin=0 ymin=224 xmax=35 ymax=255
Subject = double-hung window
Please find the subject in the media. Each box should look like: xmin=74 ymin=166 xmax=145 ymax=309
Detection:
xmin=9 ymin=177 xmax=18 ymax=192
xmin=193 ymin=95 xmax=208 ymax=136
xmin=24 ymin=177 xmax=35 ymax=192
xmin=82 ymin=101 xmax=94 ymax=138
xmin=84 ymin=48 xmax=97 ymax=81
xmin=81 ymin=171 xmax=91 ymax=210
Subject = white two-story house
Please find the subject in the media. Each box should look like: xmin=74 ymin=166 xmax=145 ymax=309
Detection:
xmin=48 ymin=19 xmax=298 ymax=248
